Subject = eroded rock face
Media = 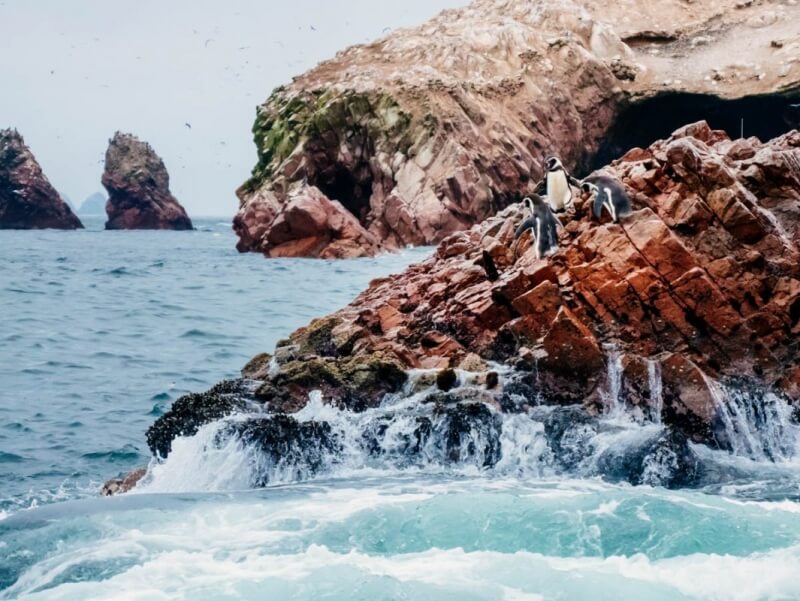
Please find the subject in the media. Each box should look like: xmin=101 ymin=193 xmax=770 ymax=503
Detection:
xmin=0 ymin=129 xmax=83 ymax=230
xmin=102 ymin=132 xmax=193 ymax=230
xmin=248 ymin=123 xmax=800 ymax=444
xmin=235 ymin=0 xmax=800 ymax=257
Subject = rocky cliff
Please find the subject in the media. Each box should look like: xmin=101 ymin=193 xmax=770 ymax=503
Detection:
xmin=102 ymin=132 xmax=193 ymax=231
xmin=234 ymin=0 xmax=800 ymax=258
xmin=0 ymin=129 xmax=83 ymax=230
xmin=132 ymin=123 xmax=800 ymax=493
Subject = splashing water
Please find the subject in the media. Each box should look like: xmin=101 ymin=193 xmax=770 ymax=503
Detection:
xmin=708 ymin=377 xmax=800 ymax=462
xmin=648 ymin=359 xmax=664 ymax=425
xmin=602 ymin=344 xmax=624 ymax=417
xmin=134 ymin=366 xmax=800 ymax=496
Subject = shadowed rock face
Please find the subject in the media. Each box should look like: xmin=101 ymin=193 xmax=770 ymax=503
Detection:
xmin=0 ymin=129 xmax=83 ymax=230
xmin=245 ymin=123 xmax=800 ymax=444
xmin=234 ymin=0 xmax=800 ymax=258
xmin=102 ymin=132 xmax=193 ymax=231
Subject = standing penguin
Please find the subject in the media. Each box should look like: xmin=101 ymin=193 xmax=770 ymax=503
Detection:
xmin=514 ymin=195 xmax=559 ymax=259
xmin=535 ymin=156 xmax=582 ymax=213
xmin=581 ymin=175 xmax=632 ymax=222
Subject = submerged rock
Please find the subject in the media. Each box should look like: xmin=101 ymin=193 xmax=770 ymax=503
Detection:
xmin=101 ymin=467 xmax=146 ymax=496
xmin=225 ymin=416 xmax=340 ymax=486
xmin=0 ymin=129 xmax=83 ymax=229
xmin=102 ymin=132 xmax=193 ymax=230
xmin=235 ymin=0 xmax=800 ymax=257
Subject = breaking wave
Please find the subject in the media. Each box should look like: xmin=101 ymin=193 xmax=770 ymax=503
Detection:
xmin=136 ymin=367 xmax=800 ymax=495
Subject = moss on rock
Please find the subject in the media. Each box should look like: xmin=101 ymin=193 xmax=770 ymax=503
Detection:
xmin=243 ymin=88 xmax=413 ymax=195
xmin=241 ymin=352 xmax=272 ymax=379
xmin=255 ymin=351 xmax=408 ymax=413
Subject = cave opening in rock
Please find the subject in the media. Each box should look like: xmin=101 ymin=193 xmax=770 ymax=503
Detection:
xmin=589 ymin=91 xmax=800 ymax=171
xmin=305 ymin=133 xmax=376 ymax=226
xmin=315 ymin=163 xmax=374 ymax=225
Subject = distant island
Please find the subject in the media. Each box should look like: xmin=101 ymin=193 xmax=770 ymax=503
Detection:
xmin=78 ymin=192 xmax=107 ymax=216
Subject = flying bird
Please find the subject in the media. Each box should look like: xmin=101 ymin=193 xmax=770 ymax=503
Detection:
xmin=185 ymin=123 xmax=192 ymax=129
xmin=204 ymin=38 xmax=214 ymax=47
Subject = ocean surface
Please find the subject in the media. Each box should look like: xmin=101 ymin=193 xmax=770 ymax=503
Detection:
xmin=2 ymin=217 xmax=800 ymax=600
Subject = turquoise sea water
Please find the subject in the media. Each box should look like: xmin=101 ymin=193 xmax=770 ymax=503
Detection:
xmin=2 ymin=218 xmax=800 ymax=600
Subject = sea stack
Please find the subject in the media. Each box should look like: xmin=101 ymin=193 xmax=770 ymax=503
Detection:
xmin=102 ymin=132 xmax=193 ymax=230
xmin=234 ymin=0 xmax=800 ymax=258
xmin=0 ymin=129 xmax=83 ymax=230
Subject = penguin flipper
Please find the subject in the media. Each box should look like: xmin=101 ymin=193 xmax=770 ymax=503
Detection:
xmin=592 ymin=191 xmax=607 ymax=219
xmin=567 ymin=174 xmax=582 ymax=188
xmin=533 ymin=178 xmax=547 ymax=195
xmin=514 ymin=218 xmax=536 ymax=239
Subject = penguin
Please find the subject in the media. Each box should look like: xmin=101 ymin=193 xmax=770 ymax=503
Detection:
xmin=534 ymin=156 xmax=582 ymax=213
xmin=514 ymin=195 xmax=559 ymax=259
xmin=581 ymin=175 xmax=632 ymax=222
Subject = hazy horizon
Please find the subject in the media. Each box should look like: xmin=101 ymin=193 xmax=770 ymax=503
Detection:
xmin=0 ymin=0 xmax=466 ymax=217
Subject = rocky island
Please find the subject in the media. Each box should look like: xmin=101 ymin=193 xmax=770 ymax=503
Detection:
xmin=107 ymin=121 xmax=800 ymax=494
xmin=102 ymin=132 xmax=193 ymax=231
xmin=234 ymin=0 xmax=800 ymax=258
xmin=0 ymin=129 xmax=83 ymax=230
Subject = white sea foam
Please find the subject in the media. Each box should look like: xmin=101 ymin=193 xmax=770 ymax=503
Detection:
xmin=9 ymin=542 xmax=800 ymax=601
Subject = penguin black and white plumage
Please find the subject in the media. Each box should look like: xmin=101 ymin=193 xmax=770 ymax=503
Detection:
xmin=581 ymin=175 xmax=632 ymax=223
xmin=514 ymin=195 xmax=559 ymax=259
xmin=534 ymin=156 xmax=582 ymax=213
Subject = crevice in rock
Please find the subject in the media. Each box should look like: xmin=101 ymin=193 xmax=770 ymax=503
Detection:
xmin=590 ymin=90 xmax=800 ymax=170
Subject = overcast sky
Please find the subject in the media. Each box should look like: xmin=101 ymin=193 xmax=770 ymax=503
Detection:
xmin=0 ymin=0 xmax=465 ymax=216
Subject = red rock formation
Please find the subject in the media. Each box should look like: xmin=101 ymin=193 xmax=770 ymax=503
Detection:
xmin=235 ymin=185 xmax=380 ymax=258
xmin=102 ymin=132 xmax=193 ymax=231
xmin=252 ymin=123 xmax=800 ymax=444
xmin=235 ymin=0 xmax=800 ymax=257
xmin=0 ymin=129 xmax=83 ymax=230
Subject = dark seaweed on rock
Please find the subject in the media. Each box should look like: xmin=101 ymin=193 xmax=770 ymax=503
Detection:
xmin=146 ymin=380 xmax=249 ymax=458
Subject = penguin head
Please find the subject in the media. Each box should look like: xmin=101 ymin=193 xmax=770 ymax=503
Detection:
xmin=545 ymin=156 xmax=563 ymax=172
xmin=522 ymin=196 xmax=534 ymax=212
xmin=529 ymin=193 xmax=547 ymax=208
xmin=581 ymin=182 xmax=598 ymax=195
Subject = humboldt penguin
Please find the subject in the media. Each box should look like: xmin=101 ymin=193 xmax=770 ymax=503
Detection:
xmin=535 ymin=156 xmax=582 ymax=213
xmin=514 ymin=195 xmax=559 ymax=259
xmin=581 ymin=175 xmax=632 ymax=222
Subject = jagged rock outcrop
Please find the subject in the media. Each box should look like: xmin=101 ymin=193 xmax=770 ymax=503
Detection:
xmin=0 ymin=129 xmax=83 ymax=229
xmin=102 ymin=132 xmax=193 ymax=230
xmin=235 ymin=0 xmax=800 ymax=257
xmin=241 ymin=123 xmax=800 ymax=445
